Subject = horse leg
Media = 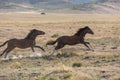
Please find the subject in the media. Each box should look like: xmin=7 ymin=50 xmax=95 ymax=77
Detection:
xmin=50 ymin=49 xmax=56 ymax=56
xmin=85 ymin=42 xmax=94 ymax=51
xmin=4 ymin=47 xmax=15 ymax=58
xmin=83 ymin=42 xmax=91 ymax=51
xmin=34 ymin=45 xmax=45 ymax=52
xmin=50 ymin=43 xmax=65 ymax=56
xmin=0 ymin=48 xmax=8 ymax=56
xmin=31 ymin=47 xmax=35 ymax=52
xmin=55 ymin=44 xmax=65 ymax=50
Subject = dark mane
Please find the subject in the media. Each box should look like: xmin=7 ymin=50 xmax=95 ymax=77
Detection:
xmin=74 ymin=27 xmax=87 ymax=36
xmin=24 ymin=29 xmax=35 ymax=39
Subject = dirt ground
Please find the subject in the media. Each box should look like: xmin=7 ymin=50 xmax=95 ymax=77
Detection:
xmin=0 ymin=13 xmax=120 ymax=80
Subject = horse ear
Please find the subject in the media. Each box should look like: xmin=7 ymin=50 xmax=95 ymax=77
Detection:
xmin=85 ymin=26 xmax=88 ymax=28
xmin=31 ymin=29 xmax=37 ymax=31
xmin=85 ymin=26 xmax=89 ymax=28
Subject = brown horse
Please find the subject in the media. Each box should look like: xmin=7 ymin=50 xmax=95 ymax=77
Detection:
xmin=46 ymin=26 xmax=94 ymax=55
xmin=0 ymin=29 xmax=45 ymax=58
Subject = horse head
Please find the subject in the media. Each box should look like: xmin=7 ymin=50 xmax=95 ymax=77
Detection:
xmin=84 ymin=26 xmax=94 ymax=35
xmin=31 ymin=29 xmax=45 ymax=35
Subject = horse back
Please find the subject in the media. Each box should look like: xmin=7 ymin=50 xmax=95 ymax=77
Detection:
xmin=57 ymin=36 xmax=80 ymax=45
xmin=8 ymin=39 xmax=34 ymax=48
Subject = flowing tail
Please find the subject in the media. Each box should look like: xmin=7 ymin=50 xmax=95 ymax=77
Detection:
xmin=0 ymin=40 xmax=9 ymax=47
xmin=46 ymin=40 xmax=57 ymax=46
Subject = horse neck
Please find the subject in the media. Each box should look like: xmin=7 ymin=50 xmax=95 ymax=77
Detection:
xmin=78 ymin=31 xmax=87 ymax=38
xmin=25 ymin=33 xmax=38 ymax=40
xmin=29 ymin=35 xmax=37 ymax=40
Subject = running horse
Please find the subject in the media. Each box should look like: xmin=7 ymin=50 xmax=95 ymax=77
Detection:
xmin=46 ymin=26 xmax=94 ymax=55
xmin=0 ymin=29 xmax=45 ymax=58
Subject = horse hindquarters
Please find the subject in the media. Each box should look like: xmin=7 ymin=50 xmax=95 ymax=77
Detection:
xmin=1 ymin=44 xmax=15 ymax=58
xmin=55 ymin=43 xmax=65 ymax=50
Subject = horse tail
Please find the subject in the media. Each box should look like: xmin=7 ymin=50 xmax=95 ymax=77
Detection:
xmin=0 ymin=40 xmax=9 ymax=47
xmin=46 ymin=40 xmax=57 ymax=46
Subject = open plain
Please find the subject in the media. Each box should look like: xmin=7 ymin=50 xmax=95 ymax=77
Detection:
xmin=0 ymin=13 xmax=120 ymax=80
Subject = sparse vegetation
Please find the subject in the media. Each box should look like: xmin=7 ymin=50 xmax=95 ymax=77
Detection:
xmin=10 ymin=61 xmax=22 ymax=69
xmin=56 ymin=52 xmax=78 ymax=58
xmin=72 ymin=62 xmax=82 ymax=67
xmin=0 ymin=13 xmax=120 ymax=80
xmin=51 ymin=34 xmax=59 ymax=38
xmin=48 ymin=77 xmax=58 ymax=80
xmin=63 ymin=73 xmax=72 ymax=79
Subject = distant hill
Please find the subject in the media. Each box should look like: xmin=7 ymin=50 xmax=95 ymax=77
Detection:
xmin=71 ymin=0 xmax=120 ymax=13
xmin=0 ymin=0 xmax=120 ymax=13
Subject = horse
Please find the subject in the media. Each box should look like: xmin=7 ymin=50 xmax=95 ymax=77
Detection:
xmin=0 ymin=29 xmax=45 ymax=58
xmin=46 ymin=26 xmax=94 ymax=55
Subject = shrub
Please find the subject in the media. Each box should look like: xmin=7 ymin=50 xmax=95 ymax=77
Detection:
xmin=10 ymin=62 xmax=22 ymax=69
xmin=40 ymin=76 xmax=46 ymax=80
xmin=51 ymin=34 xmax=59 ymax=38
xmin=63 ymin=74 xmax=72 ymax=79
xmin=72 ymin=62 xmax=82 ymax=67
xmin=48 ymin=77 xmax=58 ymax=80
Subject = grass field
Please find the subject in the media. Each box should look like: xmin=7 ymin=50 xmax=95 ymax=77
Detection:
xmin=0 ymin=13 xmax=120 ymax=80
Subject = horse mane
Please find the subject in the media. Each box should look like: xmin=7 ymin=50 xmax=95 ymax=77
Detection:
xmin=74 ymin=26 xmax=88 ymax=36
xmin=24 ymin=29 xmax=36 ymax=39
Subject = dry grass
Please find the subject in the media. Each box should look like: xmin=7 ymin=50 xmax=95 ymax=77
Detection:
xmin=10 ymin=61 xmax=22 ymax=69
xmin=0 ymin=12 xmax=120 ymax=80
